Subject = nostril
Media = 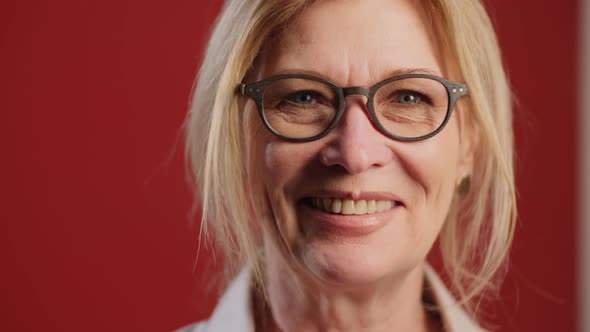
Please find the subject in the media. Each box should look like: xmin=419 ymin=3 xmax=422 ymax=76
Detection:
xmin=319 ymin=146 xmax=339 ymax=167
xmin=319 ymin=142 xmax=375 ymax=174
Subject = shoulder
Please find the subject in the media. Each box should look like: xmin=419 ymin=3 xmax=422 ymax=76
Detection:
xmin=176 ymin=267 xmax=254 ymax=332
xmin=175 ymin=321 xmax=208 ymax=332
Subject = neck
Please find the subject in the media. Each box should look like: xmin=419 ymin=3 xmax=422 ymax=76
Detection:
xmin=257 ymin=242 xmax=439 ymax=332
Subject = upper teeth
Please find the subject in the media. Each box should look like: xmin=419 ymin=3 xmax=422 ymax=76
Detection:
xmin=310 ymin=198 xmax=397 ymax=215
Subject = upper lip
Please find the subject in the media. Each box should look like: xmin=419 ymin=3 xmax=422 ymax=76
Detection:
xmin=302 ymin=190 xmax=405 ymax=206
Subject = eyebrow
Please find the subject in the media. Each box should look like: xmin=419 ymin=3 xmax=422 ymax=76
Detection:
xmin=386 ymin=68 xmax=441 ymax=77
xmin=270 ymin=67 xmax=442 ymax=84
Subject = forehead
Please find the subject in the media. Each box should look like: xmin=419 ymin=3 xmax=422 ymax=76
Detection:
xmin=258 ymin=0 xmax=445 ymax=86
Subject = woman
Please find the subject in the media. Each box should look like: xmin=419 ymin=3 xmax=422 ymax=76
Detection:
xmin=181 ymin=0 xmax=516 ymax=331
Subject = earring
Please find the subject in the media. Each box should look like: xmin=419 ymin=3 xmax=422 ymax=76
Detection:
xmin=457 ymin=175 xmax=471 ymax=195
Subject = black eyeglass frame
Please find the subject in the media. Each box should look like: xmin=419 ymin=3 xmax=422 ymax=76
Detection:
xmin=239 ymin=73 xmax=469 ymax=142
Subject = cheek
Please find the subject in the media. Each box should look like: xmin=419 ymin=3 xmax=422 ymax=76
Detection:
xmin=262 ymin=141 xmax=323 ymax=213
xmin=243 ymin=101 xmax=317 ymax=216
xmin=397 ymin=118 xmax=461 ymax=230
xmin=247 ymin=132 xmax=324 ymax=253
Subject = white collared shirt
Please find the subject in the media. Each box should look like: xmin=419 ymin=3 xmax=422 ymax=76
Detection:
xmin=177 ymin=265 xmax=486 ymax=332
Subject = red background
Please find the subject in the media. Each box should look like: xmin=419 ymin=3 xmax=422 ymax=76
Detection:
xmin=1 ymin=0 xmax=578 ymax=331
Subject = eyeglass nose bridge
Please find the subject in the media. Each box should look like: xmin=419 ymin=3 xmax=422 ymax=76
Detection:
xmin=339 ymin=86 xmax=372 ymax=114
xmin=332 ymin=85 xmax=382 ymax=135
xmin=342 ymin=86 xmax=370 ymax=97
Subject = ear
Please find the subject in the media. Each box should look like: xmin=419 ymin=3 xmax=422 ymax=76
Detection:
xmin=456 ymin=107 xmax=479 ymax=180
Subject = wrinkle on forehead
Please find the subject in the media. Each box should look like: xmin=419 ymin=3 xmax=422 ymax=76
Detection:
xmin=255 ymin=0 xmax=449 ymax=86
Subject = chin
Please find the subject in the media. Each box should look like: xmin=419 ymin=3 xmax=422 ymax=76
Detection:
xmin=281 ymin=201 xmax=419 ymax=287
xmin=299 ymin=238 xmax=413 ymax=287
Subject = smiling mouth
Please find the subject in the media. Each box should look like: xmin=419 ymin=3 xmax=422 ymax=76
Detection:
xmin=303 ymin=197 xmax=401 ymax=215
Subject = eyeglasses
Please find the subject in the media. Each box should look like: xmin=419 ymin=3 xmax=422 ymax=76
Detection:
xmin=239 ymin=73 xmax=468 ymax=142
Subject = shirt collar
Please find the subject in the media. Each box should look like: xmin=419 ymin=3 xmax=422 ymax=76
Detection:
xmin=204 ymin=265 xmax=486 ymax=332
xmin=423 ymin=264 xmax=487 ymax=332
xmin=205 ymin=267 xmax=254 ymax=331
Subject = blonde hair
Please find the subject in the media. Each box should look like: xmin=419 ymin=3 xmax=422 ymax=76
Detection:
xmin=185 ymin=0 xmax=516 ymax=321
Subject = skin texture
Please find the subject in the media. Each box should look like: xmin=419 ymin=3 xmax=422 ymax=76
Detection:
xmin=242 ymin=0 xmax=475 ymax=331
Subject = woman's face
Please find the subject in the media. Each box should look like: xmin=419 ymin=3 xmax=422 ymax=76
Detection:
xmin=243 ymin=0 xmax=474 ymax=286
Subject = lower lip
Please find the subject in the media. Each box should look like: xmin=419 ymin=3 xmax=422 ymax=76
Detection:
xmin=299 ymin=201 xmax=402 ymax=237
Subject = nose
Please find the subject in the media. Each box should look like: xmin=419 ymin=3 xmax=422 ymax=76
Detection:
xmin=319 ymin=96 xmax=394 ymax=174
